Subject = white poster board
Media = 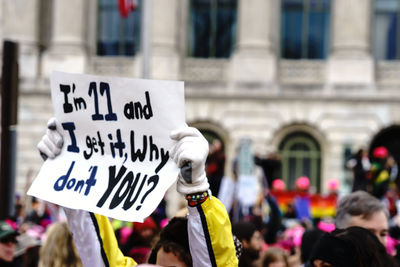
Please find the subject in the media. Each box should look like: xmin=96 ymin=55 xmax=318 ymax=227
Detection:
xmin=237 ymin=138 xmax=258 ymax=213
xmin=28 ymin=71 xmax=186 ymax=222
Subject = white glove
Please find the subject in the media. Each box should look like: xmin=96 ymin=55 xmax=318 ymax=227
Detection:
xmin=170 ymin=126 xmax=210 ymax=195
xmin=37 ymin=118 xmax=63 ymax=160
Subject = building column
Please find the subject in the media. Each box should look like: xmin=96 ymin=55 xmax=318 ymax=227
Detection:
xmin=2 ymin=0 xmax=41 ymax=79
xmin=327 ymin=0 xmax=374 ymax=85
xmin=150 ymin=0 xmax=180 ymax=80
xmin=232 ymin=0 xmax=277 ymax=85
xmin=41 ymin=0 xmax=86 ymax=77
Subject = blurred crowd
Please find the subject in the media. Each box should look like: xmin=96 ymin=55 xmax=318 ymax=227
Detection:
xmin=2 ymin=142 xmax=400 ymax=267
xmin=0 ymin=196 xmax=82 ymax=267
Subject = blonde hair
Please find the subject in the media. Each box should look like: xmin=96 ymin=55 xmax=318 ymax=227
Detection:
xmin=261 ymin=247 xmax=289 ymax=267
xmin=39 ymin=222 xmax=83 ymax=267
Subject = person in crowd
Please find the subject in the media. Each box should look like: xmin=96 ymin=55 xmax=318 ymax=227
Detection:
xmin=25 ymin=198 xmax=50 ymax=228
xmin=121 ymin=217 xmax=158 ymax=263
xmin=300 ymin=228 xmax=324 ymax=267
xmin=387 ymin=155 xmax=399 ymax=182
xmin=232 ymin=221 xmax=263 ymax=267
xmin=14 ymin=231 xmax=41 ymax=267
xmin=254 ymin=152 xmax=281 ymax=189
xmin=38 ymin=222 xmax=82 ymax=267
xmin=335 ymin=190 xmax=389 ymax=246
xmin=262 ymin=191 xmax=284 ymax=245
xmin=147 ymin=217 xmax=191 ymax=266
xmin=346 ymin=148 xmax=370 ymax=192
xmin=325 ymin=178 xmax=339 ymax=196
xmin=277 ymin=221 xmax=305 ymax=263
xmin=113 ymin=220 xmax=133 ymax=251
xmin=12 ymin=194 xmax=25 ymax=226
xmin=271 ymin=179 xmax=285 ymax=192
xmin=37 ymin=118 xmax=238 ymax=266
xmin=388 ymin=220 xmax=400 ymax=266
xmin=0 ymin=220 xmax=20 ymax=266
xmin=309 ymin=226 xmax=397 ymax=267
xmin=206 ymin=139 xmax=226 ymax=197
xmin=293 ymin=177 xmax=311 ymax=221
xmin=370 ymin=146 xmax=391 ymax=199
xmin=260 ymin=247 xmax=289 ymax=267
xmin=283 ymin=203 xmax=296 ymax=219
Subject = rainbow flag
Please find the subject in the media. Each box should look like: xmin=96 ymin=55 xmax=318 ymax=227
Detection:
xmin=270 ymin=190 xmax=337 ymax=218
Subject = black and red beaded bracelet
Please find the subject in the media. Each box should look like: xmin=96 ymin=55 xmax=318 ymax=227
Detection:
xmin=185 ymin=190 xmax=210 ymax=207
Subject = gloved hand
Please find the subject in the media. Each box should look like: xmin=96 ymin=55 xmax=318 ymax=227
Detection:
xmin=170 ymin=126 xmax=210 ymax=195
xmin=37 ymin=117 xmax=64 ymax=160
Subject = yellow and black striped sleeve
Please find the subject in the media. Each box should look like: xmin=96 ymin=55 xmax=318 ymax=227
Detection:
xmin=65 ymin=208 xmax=137 ymax=267
xmin=187 ymin=196 xmax=238 ymax=267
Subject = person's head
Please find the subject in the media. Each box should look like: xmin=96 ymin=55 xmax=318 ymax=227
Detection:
xmin=310 ymin=226 xmax=395 ymax=267
xmin=335 ymin=191 xmax=389 ymax=245
xmin=39 ymin=222 xmax=82 ymax=267
xmin=0 ymin=220 xmax=18 ymax=262
xmin=373 ymin=146 xmax=389 ymax=160
xmin=148 ymin=217 xmax=192 ymax=267
xmin=261 ymin=247 xmax=289 ymax=267
xmin=31 ymin=197 xmax=40 ymax=210
xmin=326 ymin=178 xmax=339 ymax=194
xmin=134 ymin=216 xmax=158 ymax=245
xmin=296 ymin=176 xmax=310 ymax=192
xmin=272 ymin=179 xmax=286 ymax=191
xmin=212 ymin=139 xmax=222 ymax=152
xmin=232 ymin=221 xmax=263 ymax=253
xmin=300 ymin=228 xmax=325 ymax=264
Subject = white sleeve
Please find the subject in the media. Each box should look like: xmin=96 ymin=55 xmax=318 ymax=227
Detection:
xmin=64 ymin=208 xmax=106 ymax=267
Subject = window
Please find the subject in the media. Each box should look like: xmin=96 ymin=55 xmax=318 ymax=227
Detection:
xmin=374 ymin=0 xmax=400 ymax=60
xmin=188 ymin=0 xmax=237 ymax=58
xmin=281 ymin=0 xmax=331 ymax=59
xmin=279 ymin=132 xmax=321 ymax=191
xmin=97 ymin=0 xmax=141 ymax=56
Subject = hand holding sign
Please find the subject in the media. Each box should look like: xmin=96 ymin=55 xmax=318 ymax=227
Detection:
xmin=170 ymin=127 xmax=210 ymax=194
xmin=37 ymin=118 xmax=63 ymax=160
xmin=29 ymin=71 xmax=186 ymax=222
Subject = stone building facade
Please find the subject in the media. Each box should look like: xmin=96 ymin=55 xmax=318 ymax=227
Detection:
xmin=2 ymin=0 xmax=400 ymax=194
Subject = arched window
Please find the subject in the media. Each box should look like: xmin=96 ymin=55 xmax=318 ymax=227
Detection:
xmin=279 ymin=132 xmax=321 ymax=190
xmin=188 ymin=0 xmax=237 ymax=58
xmin=97 ymin=0 xmax=142 ymax=56
xmin=373 ymin=0 xmax=400 ymax=60
xmin=281 ymin=0 xmax=331 ymax=59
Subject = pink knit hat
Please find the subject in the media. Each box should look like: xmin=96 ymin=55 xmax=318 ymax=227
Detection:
xmin=272 ymin=179 xmax=286 ymax=191
xmin=373 ymin=146 xmax=388 ymax=159
xmin=296 ymin=176 xmax=310 ymax=190
xmin=327 ymin=178 xmax=339 ymax=191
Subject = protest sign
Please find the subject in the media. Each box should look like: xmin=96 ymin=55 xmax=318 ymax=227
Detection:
xmin=28 ymin=71 xmax=185 ymax=222
xmin=237 ymin=138 xmax=259 ymax=214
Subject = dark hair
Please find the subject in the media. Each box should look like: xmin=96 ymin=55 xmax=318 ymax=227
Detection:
xmin=232 ymin=221 xmax=257 ymax=243
xmin=300 ymin=228 xmax=324 ymax=263
xmin=147 ymin=217 xmax=192 ymax=266
xmin=310 ymin=226 xmax=396 ymax=267
xmin=335 ymin=191 xmax=388 ymax=229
